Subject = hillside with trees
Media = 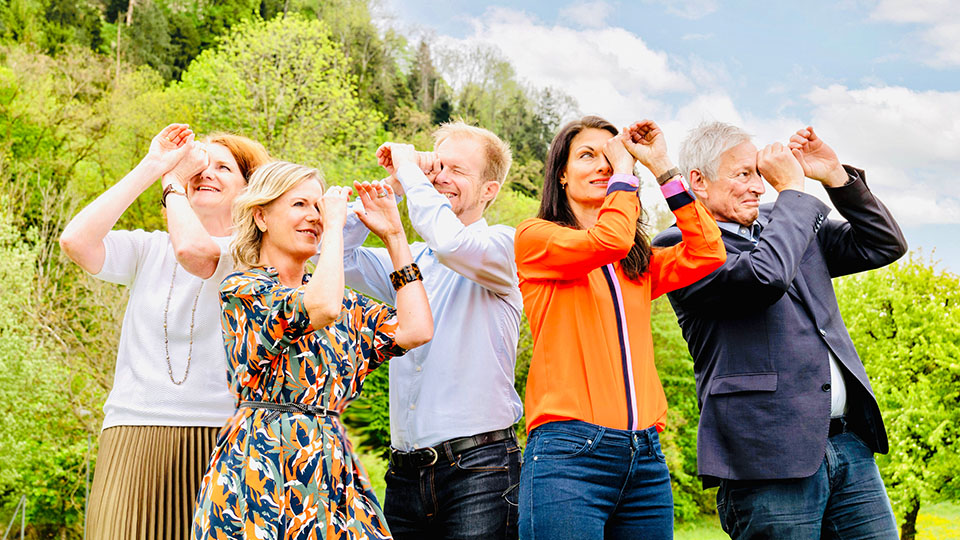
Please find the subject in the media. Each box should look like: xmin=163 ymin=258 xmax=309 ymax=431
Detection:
xmin=0 ymin=0 xmax=956 ymax=537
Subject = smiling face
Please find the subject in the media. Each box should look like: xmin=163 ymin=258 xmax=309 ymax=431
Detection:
xmin=561 ymin=127 xmax=615 ymax=217
xmin=696 ymin=141 xmax=765 ymax=226
xmin=433 ymin=135 xmax=499 ymax=226
xmin=256 ymin=178 xmax=324 ymax=265
xmin=186 ymin=142 xmax=247 ymax=215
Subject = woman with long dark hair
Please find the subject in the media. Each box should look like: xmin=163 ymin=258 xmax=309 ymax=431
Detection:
xmin=514 ymin=117 xmax=726 ymax=539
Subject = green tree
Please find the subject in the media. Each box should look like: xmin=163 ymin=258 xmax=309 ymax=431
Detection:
xmin=651 ymin=296 xmax=716 ymax=520
xmin=434 ymin=42 xmax=576 ymax=197
xmin=41 ymin=0 xmax=103 ymax=53
xmin=835 ymin=254 xmax=960 ymax=540
xmin=0 ymin=206 xmax=90 ymax=538
xmin=174 ymin=15 xmax=383 ymax=178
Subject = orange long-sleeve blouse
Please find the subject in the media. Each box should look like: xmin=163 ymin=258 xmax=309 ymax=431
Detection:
xmin=515 ymin=176 xmax=725 ymax=433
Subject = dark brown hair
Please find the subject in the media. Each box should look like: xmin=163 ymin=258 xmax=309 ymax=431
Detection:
xmin=538 ymin=115 xmax=651 ymax=280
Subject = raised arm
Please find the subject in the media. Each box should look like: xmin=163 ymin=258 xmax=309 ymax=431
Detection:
xmin=515 ymin=185 xmax=639 ymax=280
xmin=59 ymin=124 xmax=192 ymax=273
xmin=789 ymin=126 xmax=907 ymax=275
xmin=379 ymin=143 xmax=516 ymax=296
xmin=647 ymin=188 xmax=725 ymax=299
xmin=161 ymin=141 xmax=223 ymax=279
xmin=516 ymin=133 xmax=644 ymax=280
xmin=353 ymin=180 xmax=432 ymax=349
xmin=340 ymin=180 xmax=399 ymax=303
xmin=618 ymin=119 xmax=725 ymax=295
xmin=303 ymin=185 xmax=351 ymax=328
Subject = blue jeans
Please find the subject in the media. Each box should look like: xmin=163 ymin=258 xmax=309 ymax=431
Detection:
xmin=519 ymin=420 xmax=674 ymax=540
xmin=717 ymin=431 xmax=898 ymax=539
xmin=383 ymin=439 xmax=521 ymax=539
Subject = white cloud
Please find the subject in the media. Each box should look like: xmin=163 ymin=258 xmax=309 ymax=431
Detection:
xmin=433 ymin=7 xmax=693 ymax=127
xmin=558 ymin=1 xmax=613 ymax=29
xmin=870 ymin=0 xmax=960 ymax=67
xmin=801 ymin=84 xmax=960 ymax=224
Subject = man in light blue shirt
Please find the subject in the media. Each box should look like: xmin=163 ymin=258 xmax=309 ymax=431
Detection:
xmin=342 ymin=122 xmax=523 ymax=539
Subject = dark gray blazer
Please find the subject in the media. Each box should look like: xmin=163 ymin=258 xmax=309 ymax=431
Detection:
xmin=652 ymin=167 xmax=907 ymax=485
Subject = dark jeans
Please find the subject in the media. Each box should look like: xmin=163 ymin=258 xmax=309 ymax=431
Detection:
xmin=718 ymin=431 xmax=898 ymax=539
xmin=518 ymin=420 xmax=674 ymax=540
xmin=383 ymin=438 xmax=521 ymax=540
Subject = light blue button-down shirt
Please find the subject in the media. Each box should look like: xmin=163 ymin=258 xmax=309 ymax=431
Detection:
xmin=716 ymin=220 xmax=761 ymax=244
xmin=341 ymin=163 xmax=524 ymax=450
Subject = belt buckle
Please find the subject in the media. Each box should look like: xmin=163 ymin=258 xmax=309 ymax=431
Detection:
xmin=421 ymin=446 xmax=438 ymax=467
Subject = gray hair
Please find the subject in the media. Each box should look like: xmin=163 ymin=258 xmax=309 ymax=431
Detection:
xmin=678 ymin=122 xmax=753 ymax=182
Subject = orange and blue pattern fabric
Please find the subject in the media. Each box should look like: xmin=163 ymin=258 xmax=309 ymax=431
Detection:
xmin=192 ymin=267 xmax=405 ymax=539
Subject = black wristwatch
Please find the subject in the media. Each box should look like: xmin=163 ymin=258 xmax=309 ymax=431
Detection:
xmin=390 ymin=263 xmax=423 ymax=291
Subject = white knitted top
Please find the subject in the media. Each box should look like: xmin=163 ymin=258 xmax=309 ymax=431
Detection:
xmin=95 ymin=229 xmax=236 ymax=429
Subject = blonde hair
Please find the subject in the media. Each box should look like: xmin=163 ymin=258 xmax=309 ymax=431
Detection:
xmin=231 ymin=161 xmax=324 ymax=270
xmin=433 ymin=121 xmax=513 ymax=187
xmin=201 ymin=132 xmax=272 ymax=181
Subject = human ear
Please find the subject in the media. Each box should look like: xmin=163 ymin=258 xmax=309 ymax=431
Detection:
xmin=253 ymin=206 xmax=267 ymax=233
xmin=688 ymin=169 xmax=708 ymax=199
xmin=480 ymin=180 xmax=501 ymax=205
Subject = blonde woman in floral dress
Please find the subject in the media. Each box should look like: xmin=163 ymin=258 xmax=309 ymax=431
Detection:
xmin=192 ymin=161 xmax=433 ymax=539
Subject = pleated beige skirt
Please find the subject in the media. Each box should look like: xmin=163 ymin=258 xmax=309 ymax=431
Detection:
xmin=86 ymin=425 xmax=219 ymax=540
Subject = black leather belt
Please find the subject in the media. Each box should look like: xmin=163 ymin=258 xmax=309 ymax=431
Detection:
xmin=239 ymin=401 xmax=340 ymax=422
xmin=828 ymin=416 xmax=848 ymax=437
xmin=390 ymin=427 xmax=517 ymax=470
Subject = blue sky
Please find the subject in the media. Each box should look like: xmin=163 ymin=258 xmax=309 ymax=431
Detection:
xmin=379 ymin=0 xmax=960 ymax=271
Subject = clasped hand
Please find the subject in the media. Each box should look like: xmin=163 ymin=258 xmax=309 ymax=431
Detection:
xmin=622 ymin=120 xmax=674 ymax=178
xmin=377 ymin=142 xmax=440 ymax=195
xmin=148 ymin=124 xmax=210 ymax=188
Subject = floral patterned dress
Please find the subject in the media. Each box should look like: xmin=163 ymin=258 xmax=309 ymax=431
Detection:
xmin=193 ymin=267 xmax=405 ymax=540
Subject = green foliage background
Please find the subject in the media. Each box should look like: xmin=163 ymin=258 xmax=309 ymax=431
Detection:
xmin=0 ymin=0 xmax=956 ymax=537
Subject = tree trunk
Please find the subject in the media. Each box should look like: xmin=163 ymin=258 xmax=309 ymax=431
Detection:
xmin=115 ymin=22 xmax=121 ymax=83
xmin=900 ymin=497 xmax=920 ymax=540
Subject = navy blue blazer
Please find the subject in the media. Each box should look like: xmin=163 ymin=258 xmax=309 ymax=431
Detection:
xmin=652 ymin=167 xmax=907 ymax=485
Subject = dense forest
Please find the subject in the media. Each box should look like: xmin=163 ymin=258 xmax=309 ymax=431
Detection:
xmin=0 ymin=0 xmax=957 ymax=538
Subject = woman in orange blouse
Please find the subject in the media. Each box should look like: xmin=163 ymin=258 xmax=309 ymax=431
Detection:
xmin=514 ymin=117 xmax=726 ymax=539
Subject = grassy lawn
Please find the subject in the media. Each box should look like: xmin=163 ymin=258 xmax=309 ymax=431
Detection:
xmin=674 ymin=501 xmax=960 ymax=539
xmin=914 ymin=501 xmax=960 ymax=540
xmin=675 ymin=513 xmax=727 ymax=540
xmin=358 ymin=453 xmax=960 ymax=539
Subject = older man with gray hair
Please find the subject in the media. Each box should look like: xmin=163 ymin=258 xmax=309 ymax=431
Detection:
xmin=653 ymin=122 xmax=906 ymax=539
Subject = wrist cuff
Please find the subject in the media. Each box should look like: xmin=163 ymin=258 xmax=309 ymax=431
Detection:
xmin=659 ymin=177 xmax=689 ymax=198
xmin=660 ymin=177 xmax=695 ymax=211
xmin=606 ymin=173 xmax=640 ymax=195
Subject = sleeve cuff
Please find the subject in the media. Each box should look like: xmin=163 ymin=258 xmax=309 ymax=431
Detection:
xmin=661 ymin=177 xmax=696 ymax=211
xmin=606 ymin=173 xmax=639 ymax=195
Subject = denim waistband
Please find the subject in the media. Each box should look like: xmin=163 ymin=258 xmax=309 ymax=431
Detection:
xmin=530 ymin=419 xmax=660 ymax=450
